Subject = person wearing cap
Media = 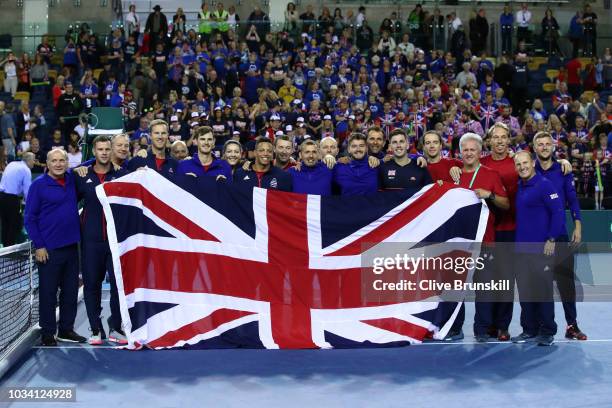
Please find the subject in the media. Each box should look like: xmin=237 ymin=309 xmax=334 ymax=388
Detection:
xmin=289 ymin=139 xmax=333 ymax=196
xmin=177 ymin=126 xmax=232 ymax=181
xmin=511 ymin=150 xmax=564 ymax=347
xmin=128 ymin=119 xmax=178 ymax=179
xmin=145 ymin=5 xmax=168 ymax=50
xmin=169 ymin=114 xmax=188 ymax=143
xmin=24 ymin=149 xmax=86 ymax=346
xmin=265 ymin=114 xmax=283 ymax=141
xmin=234 ymin=137 xmax=292 ymax=191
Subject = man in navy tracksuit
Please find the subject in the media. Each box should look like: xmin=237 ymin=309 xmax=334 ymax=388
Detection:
xmin=25 ymin=149 xmax=86 ymax=346
xmin=333 ymin=133 xmax=379 ymax=196
xmin=234 ymin=138 xmax=292 ymax=191
xmin=128 ymin=119 xmax=178 ymax=179
xmin=177 ymin=126 xmax=233 ymax=182
xmin=289 ymin=139 xmax=333 ymax=196
xmin=512 ymin=151 xmax=565 ymax=346
xmin=75 ymin=135 xmax=127 ymax=345
xmin=533 ymin=131 xmax=587 ymax=340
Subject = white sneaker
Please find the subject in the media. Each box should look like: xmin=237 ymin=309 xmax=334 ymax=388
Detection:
xmin=88 ymin=331 xmax=103 ymax=346
xmin=108 ymin=328 xmax=128 ymax=345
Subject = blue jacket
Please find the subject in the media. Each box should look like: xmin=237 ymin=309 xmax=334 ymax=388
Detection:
xmin=333 ymin=156 xmax=379 ymax=196
xmin=127 ymin=150 xmax=178 ymax=180
xmin=289 ymin=161 xmax=333 ymax=196
xmin=500 ymin=12 xmax=513 ymax=27
xmin=25 ymin=173 xmax=80 ymax=250
xmin=535 ymin=160 xmax=581 ymax=235
xmin=515 ymin=173 xmax=566 ymax=247
xmin=75 ymin=166 xmax=127 ymax=243
xmin=234 ymin=166 xmax=293 ymax=191
xmin=177 ymin=155 xmax=233 ymax=181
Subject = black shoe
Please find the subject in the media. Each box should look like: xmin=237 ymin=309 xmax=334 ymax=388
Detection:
xmin=57 ymin=330 xmax=87 ymax=343
xmin=475 ymin=334 xmax=489 ymax=343
xmin=565 ymin=324 xmax=587 ymax=340
xmin=511 ymin=332 xmax=537 ymax=343
xmin=537 ymin=335 xmax=554 ymax=346
xmin=41 ymin=334 xmax=57 ymax=346
xmin=444 ymin=330 xmax=464 ymax=341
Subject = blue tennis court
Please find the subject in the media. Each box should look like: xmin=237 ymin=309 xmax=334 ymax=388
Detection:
xmin=1 ymin=296 xmax=611 ymax=407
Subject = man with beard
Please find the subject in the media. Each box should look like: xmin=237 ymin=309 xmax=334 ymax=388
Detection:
xmin=289 ymin=140 xmax=333 ymax=196
xmin=75 ymin=136 xmax=127 ymax=345
xmin=333 ymin=133 xmax=378 ymax=196
xmin=77 ymin=133 xmax=131 ymax=173
xmin=379 ymin=129 xmax=432 ymax=195
xmin=533 ymin=131 xmax=587 ymax=341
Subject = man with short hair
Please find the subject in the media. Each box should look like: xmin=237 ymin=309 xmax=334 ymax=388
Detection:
xmin=0 ymin=102 xmax=17 ymax=161
xmin=0 ymin=152 xmax=35 ymax=246
xmin=533 ymin=131 xmax=587 ymax=340
xmin=333 ymin=133 xmax=378 ymax=195
xmin=289 ymin=140 xmax=333 ymax=196
xmin=75 ymin=136 xmax=127 ymax=345
xmin=422 ymin=130 xmax=461 ymax=183
xmin=234 ymin=138 xmax=292 ymax=191
xmin=128 ymin=119 xmax=178 ymax=178
xmin=25 ymin=149 xmax=86 ymax=346
xmin=177 ymin=126 xmax=232 ymax=181
xmin=171 ymin=140 xmax=189 ymax=161
xmin=451 ymin=133 xmax=509 ymax=342
xmin=512 ymin=151 xmax=564 ymax=347
xmin=273 ymin=135 xmax=295 ymax=170
xmin=379 ymin=129 xmax=432 ymax=195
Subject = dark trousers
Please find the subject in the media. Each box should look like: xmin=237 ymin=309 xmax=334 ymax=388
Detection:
xmin=0 ymin=192 xmax=21 ymax=247
xmin=516 ymin=253 xmax=557 ymax=336
xmin=473 ymin=231 xmax=515 ymax=335
xmin=38 ymin=244 xmax=79 ymax=336
xmin=517 ymin=27 xmax=530 ymax=44
xmin=554 ymin=234 xmax=578 ymax=326
xmin=501 ymin=28 xmax=512 ymax=55
xmin=82 ymin=241 xmax=122 ymax=331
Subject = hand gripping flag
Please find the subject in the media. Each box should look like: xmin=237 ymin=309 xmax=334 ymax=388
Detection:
xmin=97 ymin=170 xmax=489 ymax=349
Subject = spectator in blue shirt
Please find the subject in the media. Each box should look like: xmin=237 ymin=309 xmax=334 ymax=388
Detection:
xmin=0 ymin=152 xmax=34 ymax=246
xmin=24 ymin=148 xmax=86 ymax=346
xmin=533 ymin=131 xmax=588 ymax=341
xmin=512 ymin=151 xmax=565 ymax=347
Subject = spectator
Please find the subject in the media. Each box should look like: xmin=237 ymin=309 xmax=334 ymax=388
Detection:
xmin=145 ymin=4 xmax=169 ymax=51
xmin=541 ymin=9 xmax=561 ymax=56
xmin=125 ymin=4 xmax=141 ymax=37
xmin=469 ymin=9 xmax=488 ymax=56
xmin=285 ymin=2 xmax=299 ymax=34
xmin=1 ymin=52 xmax=18 ymax=96
xmin=569 ymin=11 xmax=583 ymax=59
xmin=516 ymin=3 xmax=532 ymax=45
xmin=566 ymin=56 xmax=583 ymax=100
xmin=581 ymin=4 xmax=597 ymax=57
xmin=500 ymin=5 xmax=514 ymax=56
xmin=0 ymin=152 xmax=34 ymax=246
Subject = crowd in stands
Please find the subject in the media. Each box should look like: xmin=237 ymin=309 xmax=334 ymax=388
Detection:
xmin=0 ymin=2 xmax=611 ymax=204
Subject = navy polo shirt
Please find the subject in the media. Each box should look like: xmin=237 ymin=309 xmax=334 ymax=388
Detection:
xmin=379 ymin=159 xmax=432 ymax=195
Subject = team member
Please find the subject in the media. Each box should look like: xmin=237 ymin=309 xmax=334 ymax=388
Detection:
xmin=273 ymin=135 xmax=296 ymax=170
xmin=512 ymin=151 xmax=565 ymax=346
xmin=25 ymin=149 xmax=86 ymax=346
xmin=234 ymin=137 xmax=292 ymax=191
xmin=170 ymin=140 xmax=189 ymax=161
xmin=128 ymin=119 xmax=178 ymax=178
xmin=367 ymin=126 xmax=427 ymax=166
xmin=289 ymin=140 xmax=333 ymax=195
xmin=0 ymin=153 xmax=35 ymax=246
xmin=333 ymin=133 xmax=379 ymax=196
xmin=379 ymin=129 xmax=432 ymax=195
xmin=453 ymin=133 xmax=509 ymax=342
xmin=422 ymin=131 xmax=461 ymax=183
xmin=177 ymin=126 xmax=232 ymax=181
xmin=480 ymin=123 xmax=517 ymax=341
xmin=533 ymin=131 xmax=587 ymax=340
xmin=79 ymin=133 xmax=131 ymax=171
xmin=75 ymin=136 xmax=127 ymax=345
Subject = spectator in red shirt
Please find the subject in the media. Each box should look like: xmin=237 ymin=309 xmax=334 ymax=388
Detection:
xmin=565 ymin=57 xmax=582 ymax=101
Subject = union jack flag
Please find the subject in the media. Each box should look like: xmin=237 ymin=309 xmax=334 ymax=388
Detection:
xmin=97 ymin=170 xmax=489 ymax=350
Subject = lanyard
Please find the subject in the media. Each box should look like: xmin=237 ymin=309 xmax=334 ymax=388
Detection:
xmin=468 ymin=164 xmax=481 ymax=189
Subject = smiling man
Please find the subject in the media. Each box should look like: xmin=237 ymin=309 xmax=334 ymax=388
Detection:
xmin=333 ymin=132 xmax=379 ymax=196
xmin=289 ymin=139 xmax=333 ymax=196
xmin=128 ymin=119 xmax=178 ymax=178
xmin=379 ymin=129 xmax=432 ymax=195
xmin=177 ymin=126 xmax=232 ymax=181
xmin=234 ymin=137 xmax=292 ymax=191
